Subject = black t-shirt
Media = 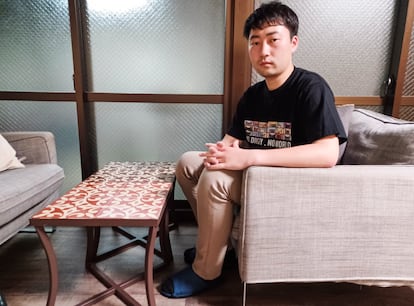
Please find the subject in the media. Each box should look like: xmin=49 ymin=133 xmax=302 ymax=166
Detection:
xmin=227 ymin=67 xmax=347 ymax=149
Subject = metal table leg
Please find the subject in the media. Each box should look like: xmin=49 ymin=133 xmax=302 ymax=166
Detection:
xmin=145 ymin=226 xmax=157 ymax=306
xmin=35 ymin=226 xmax=58 ymax=306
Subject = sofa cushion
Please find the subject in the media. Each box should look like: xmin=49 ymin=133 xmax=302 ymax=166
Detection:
xmin=343 ymin=109 xmax=414 ymax=165
xmin=0 ymin=134 xmax=24 ymax=172
xmin=336 ymin=104 xmax=354 ymax=164
xmin=0 ymin=164 xmax=64 ymax=226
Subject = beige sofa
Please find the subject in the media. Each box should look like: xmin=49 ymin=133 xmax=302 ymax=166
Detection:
xmin=233 ymin=108 xmax=414 ymax=304
xmin=0 ymin=131 xmax=64 ymax=245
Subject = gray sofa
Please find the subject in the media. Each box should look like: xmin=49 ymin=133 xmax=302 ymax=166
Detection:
xmin=233 ymin=108 xmax=414 ymax=304
xmin=0 ymin=131 xmax=64 ymax=245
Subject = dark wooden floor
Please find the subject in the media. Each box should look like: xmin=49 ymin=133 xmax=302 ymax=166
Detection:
xmin=1 ymin=223 xmax=414 ymax=306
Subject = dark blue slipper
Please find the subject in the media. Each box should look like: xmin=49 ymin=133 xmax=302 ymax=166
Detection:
xmin=159 ymin=266 xmax=222 ymax=298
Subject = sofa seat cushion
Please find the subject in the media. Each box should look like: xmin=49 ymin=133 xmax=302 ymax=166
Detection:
xmin=343 ymin=109 xmax=414 ymax=165
xmin=0 ymin=164 xmax=64 ymax=226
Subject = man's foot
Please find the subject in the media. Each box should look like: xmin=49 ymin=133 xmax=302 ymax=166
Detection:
xmin=184 ymin=247 xmax=237 ymax=268
xmin=159 ymin=266 xmax=222 ymax=298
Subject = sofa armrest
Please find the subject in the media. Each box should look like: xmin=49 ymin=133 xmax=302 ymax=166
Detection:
xmin=238 ymin=165 xmax=414 ymax=283
xmin=2 ymin=131 xmax=58 ymax=164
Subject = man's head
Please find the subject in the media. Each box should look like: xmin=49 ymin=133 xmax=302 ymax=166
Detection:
xmin=244 ymin=1 xmax=299 ymax=40
xmin=244 ymin=2 xmax=299 ymax=90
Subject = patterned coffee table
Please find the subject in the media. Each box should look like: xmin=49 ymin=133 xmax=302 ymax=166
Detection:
xmin=30 ymin=161 xmax=176 ymax=306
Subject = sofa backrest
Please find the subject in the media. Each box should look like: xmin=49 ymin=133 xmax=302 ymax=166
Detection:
xmin=342 ymin=108 xmax=414 ymax=165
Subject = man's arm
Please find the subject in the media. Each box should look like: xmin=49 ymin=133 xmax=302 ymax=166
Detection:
xmin=201 ymin=134 xmax=339 ymax=170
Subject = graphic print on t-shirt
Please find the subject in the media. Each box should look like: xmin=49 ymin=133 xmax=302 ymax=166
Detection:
xmin=244 ymin=120 xmax=292 ymax=148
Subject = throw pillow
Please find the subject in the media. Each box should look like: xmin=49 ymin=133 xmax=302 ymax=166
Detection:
xmin=0 ymin=134 xmax=25 ymax=172
xmin=336 ymin=104 xmax=355 ymax=164
xmin=342 ymin=109 xmax=414 ymax=165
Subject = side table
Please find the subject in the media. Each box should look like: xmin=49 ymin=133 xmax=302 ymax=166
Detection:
xmin=30 ymin=161 xmax=176 ymax=306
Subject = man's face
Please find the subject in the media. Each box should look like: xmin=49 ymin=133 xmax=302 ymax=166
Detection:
xmin=248 ymin=24 xmax=298 ymax=81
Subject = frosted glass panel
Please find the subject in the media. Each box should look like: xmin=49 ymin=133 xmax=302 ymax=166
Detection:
xmin=403 ymin=23 xmax=414 ymax=96
xmin=254 ymin=0 xmax=397 ymax=96
xmin=0 ymin=0 xmax=73 ymax=92
xmin=85 ymin=0 xmax=226 ymax=94
xmin=0 ymin=101 xmax=82 ymax=193
xmin=92 ymin=102 xmax=222 ymax=167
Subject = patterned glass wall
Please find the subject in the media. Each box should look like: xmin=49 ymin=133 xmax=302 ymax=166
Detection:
xmin=92 ymin=103 xmax=223 ymax=167
xmin=0 ymin=0 xmax=73 ymax=91
xmin=400 ymin=22 xmax=414 ymax=121
xmin=254 ymin=0 xmax=397 ymax=97
xmin=0 ymin=0 xmax=80 ymax=193
xmin=403 ymin=23 xmax=414 ymax=97
xmin=85 ymin=0 xmax=226 ymax=94
xmin=0 ymin=101 xmax=81 ymax=193
xmin=400 ymin=106 xmax=414 ymax=121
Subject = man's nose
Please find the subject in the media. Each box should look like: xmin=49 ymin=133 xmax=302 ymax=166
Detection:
xmin=260 ymin=42 xmax=270 ymax=57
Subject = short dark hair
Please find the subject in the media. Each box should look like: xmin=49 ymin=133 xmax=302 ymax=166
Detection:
xmin=243 ymin=1 xmax=299 ymax=39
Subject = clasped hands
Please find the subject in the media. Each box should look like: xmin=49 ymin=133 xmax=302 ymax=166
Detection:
xmin=199 ymin=139 xmax=249 ymax=170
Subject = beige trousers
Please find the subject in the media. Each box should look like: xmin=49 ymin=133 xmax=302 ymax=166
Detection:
xmin=175 ymin=151 xmax=242 ymax=280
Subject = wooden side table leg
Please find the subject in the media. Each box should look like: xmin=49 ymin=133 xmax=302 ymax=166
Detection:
xmin=145 ymin=226 xmax=157 ymax=306
xmin=35 ymin=226 xmax=58 ymax=306
xmin=159 ymin=187 xmax=175 ymax=264
xmin=159 ymin=206 xmax=173 ymax=264
xmin=85 ymin=227 xmax=100 ymax=267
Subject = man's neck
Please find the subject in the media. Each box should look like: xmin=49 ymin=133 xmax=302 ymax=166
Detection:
xmin=265 ymin=64 xmax=295 ymax=91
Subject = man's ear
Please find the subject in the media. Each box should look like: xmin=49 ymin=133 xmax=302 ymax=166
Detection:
xmin=291 ymin=35 xmax=299 ymax=53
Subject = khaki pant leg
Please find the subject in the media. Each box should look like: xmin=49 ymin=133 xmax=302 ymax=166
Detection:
xmin=193 ymin=168 xmax=242 ymax=280
xmin=175 ymin=151 xmax=204 ymax=220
